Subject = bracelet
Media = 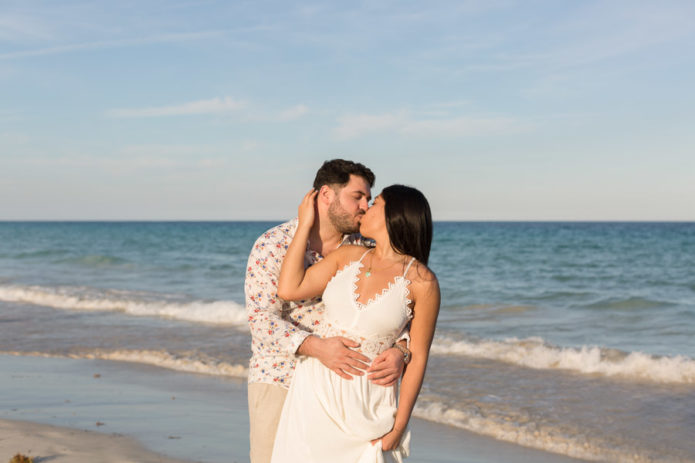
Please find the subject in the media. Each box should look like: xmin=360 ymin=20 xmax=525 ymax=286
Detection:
xmin=393 ymin=342 xmax=411 ymax=365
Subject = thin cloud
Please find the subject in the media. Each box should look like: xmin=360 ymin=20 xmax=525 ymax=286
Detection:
xmin=241 ymin=140 xmax=259 ymax=151
xmin=0 ymin=131 xmax=30 ymax=145
xmin=0 ymin=30 xmax=227 ymax=60
xmin=430 ymin=100 xmax=471 ymax=108
xmin=333 ymin=112 xmax=408 ymax=140
xmin=119 ymin=144 xmax=221 ymax=157
xmin=107 ymin=97 xmax=246 ymax=118
xmin=459 ymin=3 xmax=695 ymax=76
xmin=15 ymin=154 xmax=179 ymax=169
xmin=402 ymin=116 xmax=526 ymax=136
xmin=278 ymin=104 xmax=309 ymax=121
xmin=13 ymin=150 xmax=231 ymax=171
xmin=333 ymin=111 xmax=529 ymax=140
xmin=0 ymin=14 xmax=55 ymax=42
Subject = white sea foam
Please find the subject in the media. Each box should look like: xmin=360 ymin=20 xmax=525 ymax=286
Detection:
xmin=0 ymin=284 xmax=247 ymax=325
xmin=413 ymin=401 xmax=656 ymax=462
xmin=2 ymin=349 xmax=248 ymax=378
xmin=431 ymin=336 xmax=695 ymax=384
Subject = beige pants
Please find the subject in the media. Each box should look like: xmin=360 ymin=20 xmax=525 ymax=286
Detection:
xmin=248 ymin=382 xmax=289 ymax=463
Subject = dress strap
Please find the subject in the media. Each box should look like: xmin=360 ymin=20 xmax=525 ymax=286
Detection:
xmin=403 ymin=257 xmax=416 ymax=278
xmin=358 ymin=248 xmax=372 ymax=263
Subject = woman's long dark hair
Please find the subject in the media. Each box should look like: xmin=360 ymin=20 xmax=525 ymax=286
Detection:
xmin=380 ymin=184 xmax=432 ymax=265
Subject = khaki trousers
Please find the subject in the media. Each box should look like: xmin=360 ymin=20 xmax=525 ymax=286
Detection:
xmin=248 ymin=382 xmax=289 ymax=463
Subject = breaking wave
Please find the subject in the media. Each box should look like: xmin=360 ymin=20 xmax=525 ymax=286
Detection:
xmin=414 ymin=401 xmax=660 ymax=462
xmin=431 ymin=336 xmax=695 ymax=384
xmin=2 ymin=349 xmax=248 ymax=378
xmin=0 ymin=284 xmax=247 ymax=326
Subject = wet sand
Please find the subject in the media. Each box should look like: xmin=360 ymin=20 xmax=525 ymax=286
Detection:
xmin=0 ymin=354 xmax=590 ymax=463
xmin=0 ymin=418 xmax=191 ymax=463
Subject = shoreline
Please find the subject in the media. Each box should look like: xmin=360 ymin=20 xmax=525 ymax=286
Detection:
xmin=1 ymin=353 xmax=590 ymax=463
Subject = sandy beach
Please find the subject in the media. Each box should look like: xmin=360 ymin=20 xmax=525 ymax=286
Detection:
xmin=0 ymin=418 xmax=191 ymax=463
xmin=0 ymin=354 xmax=591 ymax=463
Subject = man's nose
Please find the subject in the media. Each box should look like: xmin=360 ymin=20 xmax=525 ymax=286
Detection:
xmin=359 ymin=198 xmax=369 ymax=211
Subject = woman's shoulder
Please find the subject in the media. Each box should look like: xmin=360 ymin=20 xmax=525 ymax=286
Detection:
xmin=406 ymin=260 xmax=439 ymax=294
xmin=336 ymin=244 xmax=371 ymax=257
xmin=329 ymin=244 xmax=370 ymax=265
xmin=405 ymin=258 xmax=436 ymax=281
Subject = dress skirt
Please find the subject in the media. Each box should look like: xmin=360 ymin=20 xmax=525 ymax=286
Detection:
xmin=271 ymin=356 xmax=410 ymax=463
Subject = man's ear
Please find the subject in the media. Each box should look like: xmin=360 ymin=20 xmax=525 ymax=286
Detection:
xmin=317 ymin=185 xmax=335 ymax=206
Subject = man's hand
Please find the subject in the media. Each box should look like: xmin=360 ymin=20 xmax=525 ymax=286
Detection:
xmin=366 ymin=347 xmax=405 ymax=386
xmin=298 ymin=336 xmax=370 ymax=380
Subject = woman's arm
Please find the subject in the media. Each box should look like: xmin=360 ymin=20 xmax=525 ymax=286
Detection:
xmin=375 ymin=265 xmax=441 ymax=450
xmin=277 ymin=189 xmax=360 ymax=301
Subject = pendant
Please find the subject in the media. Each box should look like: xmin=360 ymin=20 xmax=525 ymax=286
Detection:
xmin=365 ymin=271 xmax=371 ymax=277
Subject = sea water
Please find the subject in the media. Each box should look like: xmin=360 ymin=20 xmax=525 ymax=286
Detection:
xmin=0 ymin=221 xmax=693 ymax=462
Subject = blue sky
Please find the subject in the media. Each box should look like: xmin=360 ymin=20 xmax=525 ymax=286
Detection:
xmin=2 ymin=0 xmax=694 ymax=220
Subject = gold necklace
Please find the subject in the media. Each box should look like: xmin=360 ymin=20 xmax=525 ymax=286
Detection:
xmin=364 ymin=251 xmax=404 ymax=278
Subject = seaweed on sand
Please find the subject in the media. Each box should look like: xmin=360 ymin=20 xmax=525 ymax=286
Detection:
xmin=9 ymin=454 xmax=34 ymax=463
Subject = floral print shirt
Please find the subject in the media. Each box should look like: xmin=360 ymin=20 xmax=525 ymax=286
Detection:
xmin=245 ymin=218 xmax=367 ymax=388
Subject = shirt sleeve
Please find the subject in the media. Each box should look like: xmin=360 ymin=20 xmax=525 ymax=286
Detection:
xmin=245 ymin=233 xmax=312 ymax=356
xmin=395 ymin=326 xmax=411 ymax=348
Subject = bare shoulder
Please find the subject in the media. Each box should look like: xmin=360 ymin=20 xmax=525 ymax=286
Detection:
xmin=330 ymin=244 xmax=369 ymax=266
xmin=339 ymin=243 xmax=369 ymax=255
xmin=406 ymin=261 xmax=440 ymax=298
xmin=333 ymin=244 xmax=369 ymax=263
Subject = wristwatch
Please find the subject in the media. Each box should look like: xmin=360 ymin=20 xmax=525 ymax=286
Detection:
xmin=393 ymin=342 xmax=411 ymax=365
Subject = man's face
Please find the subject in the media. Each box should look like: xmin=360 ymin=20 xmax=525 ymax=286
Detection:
xmin=327 ymin=174 xmax=372 ymax=234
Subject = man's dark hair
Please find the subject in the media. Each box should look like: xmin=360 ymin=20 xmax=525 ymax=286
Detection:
xmin=313 ymin=159 xmax=375 ymax=190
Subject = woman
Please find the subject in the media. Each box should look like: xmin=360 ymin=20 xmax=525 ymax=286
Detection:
xmin=272 ymin=184 xmax=440 ymax=463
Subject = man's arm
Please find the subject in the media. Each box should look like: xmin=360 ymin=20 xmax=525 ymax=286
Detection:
xmin=297 ymin=335 xmax=371 ymax=379
xmin=245 ymin=234 xmax=311 ymax=356
xmin=246 ymin=230 xmax=370 ymax=378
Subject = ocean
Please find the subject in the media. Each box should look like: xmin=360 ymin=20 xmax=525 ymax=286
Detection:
xmin=1 ymin=221 xmax=693 ymax=462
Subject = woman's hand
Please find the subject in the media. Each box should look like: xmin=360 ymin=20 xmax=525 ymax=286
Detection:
xmin=370 ymin=427 xmax=404 ymax=451
xmin=367 ymin=347 xmax=404 ymax=386
xmin=298 ymin=189 xmax=318 ymax=230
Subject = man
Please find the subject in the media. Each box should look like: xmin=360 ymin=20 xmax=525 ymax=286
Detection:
xmin=245 ymin=159 xmax=409 ymax=463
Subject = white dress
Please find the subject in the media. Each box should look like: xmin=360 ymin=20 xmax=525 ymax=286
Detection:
xmin=271 ymin=250 xmax=415 ymax=463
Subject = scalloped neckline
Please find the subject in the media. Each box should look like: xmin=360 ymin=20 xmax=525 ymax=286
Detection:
xmin=351 ymin=261 xmax=409 ymax=310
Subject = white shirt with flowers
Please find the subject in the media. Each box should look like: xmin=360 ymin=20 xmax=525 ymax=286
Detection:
xmin=245 ymin=218 xmax=371 ymax=388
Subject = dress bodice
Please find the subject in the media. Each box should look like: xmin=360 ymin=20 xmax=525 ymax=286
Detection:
xmin=316 ymin=250 xmax=414 ymax=358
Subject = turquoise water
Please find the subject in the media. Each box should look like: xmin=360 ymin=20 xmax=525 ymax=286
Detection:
xmin=1 ymin=221 xmax=694 ymax=461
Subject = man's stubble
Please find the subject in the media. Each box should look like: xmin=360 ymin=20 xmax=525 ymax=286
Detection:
xmin=328 ymin=197 xmax=362 ymax=235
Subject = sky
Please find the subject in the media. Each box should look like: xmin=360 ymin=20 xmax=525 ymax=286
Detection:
xmin=1 ymin=0 xmax=694 ymax=221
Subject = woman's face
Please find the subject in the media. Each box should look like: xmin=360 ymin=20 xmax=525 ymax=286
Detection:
xmin=359 ymin=195 xmax=386 ymax=239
